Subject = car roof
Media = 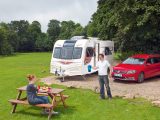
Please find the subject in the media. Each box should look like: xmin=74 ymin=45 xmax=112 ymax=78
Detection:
xmin=131 ymin=54 xmax=160 ymax=59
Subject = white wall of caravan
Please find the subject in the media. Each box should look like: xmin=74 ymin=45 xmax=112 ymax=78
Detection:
xmin=81 ymin=40 xmax=97 ymax=75
xmin=50 ymin=39 xmax=114 ymax=76
xmin=99 ymin=40 xmax=114 ymax=64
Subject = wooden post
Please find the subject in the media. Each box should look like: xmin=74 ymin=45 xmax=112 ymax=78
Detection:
xmin=48 ymin=108 xmax=53 ymax=120
xmin=11 ymin=90 xmax=22 ymax=113
xmin=60 ymin=93 xmax=66 ymax=108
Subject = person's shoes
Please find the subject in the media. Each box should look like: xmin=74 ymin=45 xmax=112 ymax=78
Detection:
xmin=108 ymin=97 xmax=112 ymax=100
xmin=41 ymin=110 xmax=48 ymax=115
xmin=52 ymin=111 xmax=59 ymax=115
xmin=99 ymin=96 xmax=105 ymax=100
xmin=60 ymin=79 xmax=64 ymax=82
xmin=41 ymin=110 xmax=59 ymax=115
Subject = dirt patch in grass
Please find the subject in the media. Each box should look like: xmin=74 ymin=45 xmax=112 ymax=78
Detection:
xmin=41 ymin=60 xmax=160 ymax=106
xmin=41 ymin=74 xmax=160 ymax=102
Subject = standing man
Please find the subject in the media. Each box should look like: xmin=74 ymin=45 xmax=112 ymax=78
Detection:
xmin=93 ymin=54 xmax=112 ymax=99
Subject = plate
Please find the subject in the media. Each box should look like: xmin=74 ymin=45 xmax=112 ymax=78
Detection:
xmin=38 ymin=88 xmax=48 ymax=92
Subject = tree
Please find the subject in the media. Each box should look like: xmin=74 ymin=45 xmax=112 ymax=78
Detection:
xmin=89 ymin=0 xmax=160 ymax=53
xmin=47 ymin=19 xmax=60 ymax=46
xmin=87 ymin=21 xmax=98 ymax=37
xmin=28 ymin=21 xmax=42 ymax=51
xmin=59 ymin=20 xmax=76 ymax=39
xmin=9 ymin=20 xmax=32 ymax=52
xmin=0 ymin=27 xmax=13 ymax=55
xmin=71 ymin=23 xmax=84 ymax=36
xmin=35 ymin=33 xmax=49 ymax=51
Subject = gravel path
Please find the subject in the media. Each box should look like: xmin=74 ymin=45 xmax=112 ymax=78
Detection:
xmin=41 ymin=74 xmax=160 ymax=102
xmin=41 ymin=60 xmax=160 ymax=106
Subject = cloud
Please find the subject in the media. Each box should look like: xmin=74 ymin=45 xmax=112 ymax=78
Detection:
xmin=0 ymin=0 xmax=98 ymax=32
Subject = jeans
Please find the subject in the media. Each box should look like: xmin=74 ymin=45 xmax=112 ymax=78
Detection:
xmin=99 ymin=75 xmax=112 ymax=98
xmin=28 ymin=96 xmax=50 ymax=105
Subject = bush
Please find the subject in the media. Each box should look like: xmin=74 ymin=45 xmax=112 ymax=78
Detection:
xmin=114 ymin=51 xmax=143 ymax=61
xmin=0 ymin=41 xmax=14 ymax=55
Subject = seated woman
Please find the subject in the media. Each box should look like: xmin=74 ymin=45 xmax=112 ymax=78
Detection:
xmin=26 ymin=74 xmax=58 ymax=114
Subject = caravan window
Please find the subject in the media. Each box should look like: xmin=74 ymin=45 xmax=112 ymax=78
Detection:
xmin=61 ymin=47 xmax=74 ymax=59
xmin=53 ymin=47 xmax=61 ymax=58
xmin=53 ymin=46 xmax=82 ymax=59
xmin=73 ymin=47 xmax=82 ymax=59
xmin=105 ymin=47 xmax=112 ymax=55
xmin=86 ymin=47 xmax=94 ymax=57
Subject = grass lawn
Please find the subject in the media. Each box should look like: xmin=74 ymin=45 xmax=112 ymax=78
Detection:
xmin=0 ymin=52 xmax=160 ymax=120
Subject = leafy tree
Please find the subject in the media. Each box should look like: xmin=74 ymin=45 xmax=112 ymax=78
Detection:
xmin=71 ymin=23 xmax=84 ymax=36
xmin=0 ymin=19 xmax=86 ymax=55
xmin=28 ymin=21 xmax=42 ymax=51
xmin=89 ymin=0 xmax=160 ymax=53
xmin=87 ymin=21 xmax=98 ymax=37
xmin=35 ymin=33 xmax=49 ymax=51
xmin=0 ymin=28 xmax=13 ymax=55
xmin=59 ymin=20 xmax=76 ymax=39
xmin=47 ymin=19 xmax=60 ymax=46
xmin=9 ymin=20 xmax=31 ymax=52
xmin=7 ymin=31 xmax=19 ymax=52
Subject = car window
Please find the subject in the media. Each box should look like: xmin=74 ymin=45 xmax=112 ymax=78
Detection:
xmin=146 ymin=58 xmax=154 ymax=64
xmin=123 ymin=57 xmax=145 ymax=65
xmin=147 ymin=57 xmax=160 ymax=64
xmin=153 ymin=57 xmax=160 ymax=64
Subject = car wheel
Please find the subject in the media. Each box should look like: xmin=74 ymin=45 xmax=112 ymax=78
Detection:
xmin=138 ymin=72 xmax=144 ymax=83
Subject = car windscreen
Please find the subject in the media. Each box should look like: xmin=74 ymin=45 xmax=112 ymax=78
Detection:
xmin=53 ymin=47 xmax=61 ymax=58
xmin=123 ymin=57 xmax=145 ymax=65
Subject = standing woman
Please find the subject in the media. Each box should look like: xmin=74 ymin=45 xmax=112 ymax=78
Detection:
xmin=93 ymin=54 xmax=112 ymax=99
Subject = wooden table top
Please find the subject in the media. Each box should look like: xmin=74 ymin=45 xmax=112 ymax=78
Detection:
xmin=17 ymin=86 xmax=64 ymax=94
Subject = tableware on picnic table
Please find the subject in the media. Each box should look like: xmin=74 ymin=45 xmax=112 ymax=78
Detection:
xmin=37 ymin=86 xmax=52 ymax=93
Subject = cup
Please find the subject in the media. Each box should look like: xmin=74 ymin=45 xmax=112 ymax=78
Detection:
xmin=88 ymin=65 xmax=92 ymax=72
xmin=37 ymin=85 xmax=40 ymax=92
xmin=48 ymin=87 xmax=51 ymax=92
xmin=37 ymin=85 xmax=40 ymax=89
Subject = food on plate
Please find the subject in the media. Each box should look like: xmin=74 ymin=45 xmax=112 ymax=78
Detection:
xmin=42 ymin=86 xmax=49 ymax=90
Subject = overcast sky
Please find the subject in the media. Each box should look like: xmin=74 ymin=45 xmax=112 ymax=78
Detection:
xmin=0 ymin=0 xmax=98 ymax=32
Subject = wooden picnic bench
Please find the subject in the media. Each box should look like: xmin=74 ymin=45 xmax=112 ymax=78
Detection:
xmin=9 ymin=86 xmax=69 ymax=120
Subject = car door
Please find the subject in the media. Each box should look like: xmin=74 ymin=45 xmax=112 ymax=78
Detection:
xmin=145 ymin=58 xmax=157 ymax=78
xmin=153 ymin=57 xmax=160 ymax=76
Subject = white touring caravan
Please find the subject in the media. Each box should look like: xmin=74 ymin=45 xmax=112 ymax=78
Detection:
xmin=50 ymin=37 xmax=114 ymax=80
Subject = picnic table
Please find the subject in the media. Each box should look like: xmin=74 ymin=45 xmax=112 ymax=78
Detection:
xmin=9 ymin=86 xmax=69 ymax=120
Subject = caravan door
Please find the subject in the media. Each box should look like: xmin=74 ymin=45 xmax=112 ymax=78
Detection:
xmin=99 ymin=41 xmax=114 ymax=64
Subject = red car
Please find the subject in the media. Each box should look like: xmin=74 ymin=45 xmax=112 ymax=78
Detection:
xmin=112 ymin=54 xmax=160 ymax=83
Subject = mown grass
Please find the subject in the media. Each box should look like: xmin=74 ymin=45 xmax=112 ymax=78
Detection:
xmin=0 ymin=52 xmax=160 ymax=120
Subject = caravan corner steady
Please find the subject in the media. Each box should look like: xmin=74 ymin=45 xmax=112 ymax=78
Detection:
xmin=50 ymin=38 xmax=114 ymax=80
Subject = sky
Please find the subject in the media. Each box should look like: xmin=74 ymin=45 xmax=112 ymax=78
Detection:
xmin=0 ymin=0 xmax=98 ymax=32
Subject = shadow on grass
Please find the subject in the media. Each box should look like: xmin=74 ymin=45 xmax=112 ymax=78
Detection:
xmin=57 ymin=73 xmax=98 ymax=82
xmin=0 ymin=53 xmax=29 ymax=59
xmin=0 ymin=53 xmax=17 ymax=58
xmin=15 ymin=105 xmax=76 ymax=119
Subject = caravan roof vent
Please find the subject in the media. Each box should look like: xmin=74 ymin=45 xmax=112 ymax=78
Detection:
xmin=63 ymin=40 xmax=77 ymax=47
xmin=71 ymin=36 xmax=85 ymax=40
